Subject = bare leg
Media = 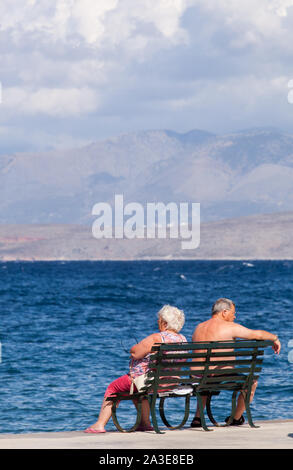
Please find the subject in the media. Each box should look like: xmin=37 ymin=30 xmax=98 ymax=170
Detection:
xmin=194 ymin=395 xmax=208 ymax=418
xmin=86 ymin=397 xmax=113 ymax=432
xmin=133 ymin=398 xmax=152 ymax=428
xmin=87 ymin=397 xmax=152 ymax=432
xmin=140 ymin=399 xmax=152 ymax=427
xmin=234 ymin=380 xmax=258 ymax=420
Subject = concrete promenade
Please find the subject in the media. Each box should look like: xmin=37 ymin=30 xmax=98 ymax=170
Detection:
xmin=0 ymin=420 xmax=292 ymax=449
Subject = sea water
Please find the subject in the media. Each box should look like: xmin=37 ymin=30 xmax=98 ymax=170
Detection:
xmin=0 ymin=260 xmax=292 ymax=433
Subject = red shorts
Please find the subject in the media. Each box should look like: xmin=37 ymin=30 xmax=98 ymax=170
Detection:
xmin=104 ymin=374 xmax=135 ymax=398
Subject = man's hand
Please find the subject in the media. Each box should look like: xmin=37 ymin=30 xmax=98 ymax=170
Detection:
xmin=272 ymin=338 xmax=281 ymax=354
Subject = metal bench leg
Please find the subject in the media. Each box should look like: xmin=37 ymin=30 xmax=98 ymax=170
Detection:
xmin=150 ymin=394 xmax=164 ymax=434
xmin=206 ymin=393 xmax=220 ymax=426
xmin=111 ymin=397 xmax=143 ymax=432
xmin=207 ymin=391 xmax=240 ymax=427
xmin=242 ymin=391 xmax=259 ymax=428
xmin=195 ymin=392 xmax=213 ymax=431
xmin=159 ymin=395 xmax=191 ymax=429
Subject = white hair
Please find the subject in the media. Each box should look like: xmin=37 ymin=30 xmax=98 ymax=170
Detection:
xmin=157 ymin=304 xmax=185 ymax=333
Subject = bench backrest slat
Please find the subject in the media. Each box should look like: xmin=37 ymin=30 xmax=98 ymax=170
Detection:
xmin=149 ymin=359 xmax=264 ymax=368
xmin=151 ymin=340 xmax=270 ymax=351
xmin=148 ymin=366 xmax=262 ymax=377
xmin=150 ymin=350 xmax=264 ymax=360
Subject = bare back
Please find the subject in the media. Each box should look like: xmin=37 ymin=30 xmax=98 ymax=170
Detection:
xmin=192 ymin=318 xmax=236 ymax=371
xmin=193 ymin=317 xmax=235 ymax=342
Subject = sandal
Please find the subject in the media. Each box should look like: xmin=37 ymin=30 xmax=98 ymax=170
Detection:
xmin=224 ymin=415 xmax=245 ymax=426
xmin=84 ymin=427 xmax=106 ymax=433
xmin=190 ymin=417 xmax=202 ymax=428
xmin=136 ymin=424 xmax=154 ymax=432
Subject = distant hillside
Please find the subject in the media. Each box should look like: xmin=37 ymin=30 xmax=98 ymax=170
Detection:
xmin=1 ymin=127 xmax=293 ymax=224
xmin=1 ymin=211 xmax=293 ymax=260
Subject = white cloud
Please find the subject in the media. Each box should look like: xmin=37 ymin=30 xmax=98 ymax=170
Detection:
xmin=2 ymin=87 xmax=100 ymax=117
xmin=159 ymin=75 xmax=288 ymax=109
xmin=1 ymin=0 xmax=293 ymax=149
xmin=268 ymin=0 xmax=293 ymax=17
xmin=68 ymin=0 xmax=119 ymax=44
xmin=196 ymin=0 xmax=293 ymax=46
xmin=0 ymin=0 xmax=191 ymax=117
xmin=0 ymin=0 xmax=189 ymax=46
xmin=1 ymin=1 xmax=292 ymax=54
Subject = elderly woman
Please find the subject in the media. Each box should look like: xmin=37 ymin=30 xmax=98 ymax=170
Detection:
xmin=84 ymin=305 xmax=186 ymax=433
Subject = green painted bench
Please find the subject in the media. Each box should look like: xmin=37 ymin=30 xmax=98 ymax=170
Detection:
xmin=106 ymin=339 xmax=274 ymax=433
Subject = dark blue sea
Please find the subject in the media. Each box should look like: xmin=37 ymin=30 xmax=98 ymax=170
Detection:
xmin=0 ymin=260 xmax=292 ymax=434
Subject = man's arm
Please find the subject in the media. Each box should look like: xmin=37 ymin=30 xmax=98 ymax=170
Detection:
xmin=231 ymin=323 xmax=281 ymax=354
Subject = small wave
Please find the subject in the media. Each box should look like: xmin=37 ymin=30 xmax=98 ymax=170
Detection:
xmin=243 ymin=262 xmax=254 ymax=267
xmin=216 ymin=265 xmax=234 ymax=272
xmin=180 ymin=274 xmax=186 ymax=280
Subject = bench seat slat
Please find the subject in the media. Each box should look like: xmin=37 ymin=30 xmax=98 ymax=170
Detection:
xmin=204 ymin=375 xmax=249 ymax=383
xmin=196 ymin=384 xmax=246 ymax=391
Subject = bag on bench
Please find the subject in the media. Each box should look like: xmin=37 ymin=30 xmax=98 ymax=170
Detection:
xmin=130 ymin=373 xmax=149 ymax=394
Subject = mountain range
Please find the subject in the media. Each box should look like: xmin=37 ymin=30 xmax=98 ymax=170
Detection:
xmin=1 ymin=126 xmax=293 ymax=224
xmin=1 ymin=211 xmax=293 ymax=260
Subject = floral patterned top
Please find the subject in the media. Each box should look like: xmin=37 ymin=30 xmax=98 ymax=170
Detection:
xmin=129 ymin=330 xmax=187 ymax=378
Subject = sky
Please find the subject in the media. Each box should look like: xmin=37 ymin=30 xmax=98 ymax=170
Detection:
xmin=1 ymin=0 xmax=293 ymax=153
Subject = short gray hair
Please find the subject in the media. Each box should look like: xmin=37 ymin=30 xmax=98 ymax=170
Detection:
xmin=157 ymin=305 xmax=185 ymax=333
xmin=212 ymin=298 xmax=235 ymax=315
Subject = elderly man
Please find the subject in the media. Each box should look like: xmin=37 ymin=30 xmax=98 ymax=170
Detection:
xmin=191 ymin=298 xmax=281 ymax=427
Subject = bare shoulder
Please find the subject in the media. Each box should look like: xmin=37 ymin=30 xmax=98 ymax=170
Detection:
xmin=192 ymin=320 xmax=208 ymax=340
xmin=139 ymin=332 xmax=161 ymax=344
xmin=150 ymin=332 xmax=163 ymax=343
xmin=230 ymin=322 xmax=255 ymax=339
xmin=193 ymin=319 xmax=209 ymax=331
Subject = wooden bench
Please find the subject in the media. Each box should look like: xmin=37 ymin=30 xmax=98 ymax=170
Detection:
xmin=106 ymin=339 xmax=274 ymax=433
